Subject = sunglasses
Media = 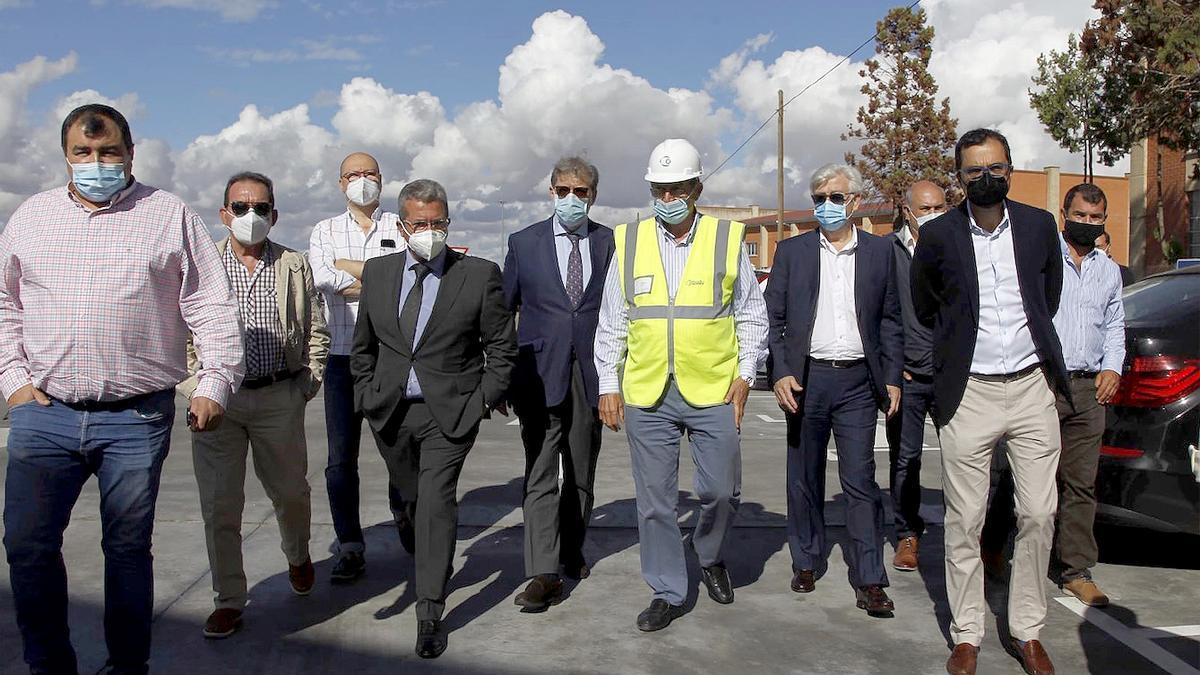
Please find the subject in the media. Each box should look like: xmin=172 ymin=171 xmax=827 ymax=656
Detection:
xmin=553 ymin=185 xmax=591 ymax=199
xmin=228 ymin=201 xmax=273 ymax=217
xmin=649 ymin=182 xmax=696 ymax=200
xmin=811 ymin=192 xmax=854 ymax=206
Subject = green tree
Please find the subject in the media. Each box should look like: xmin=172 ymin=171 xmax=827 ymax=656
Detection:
xmin=1029 ymin=33 xmax=1117 ymax=182
xmin=1081 ymin=0 xmax=1200 ymax=155
xmin=843 ymin=5 xmax=959 ymax=220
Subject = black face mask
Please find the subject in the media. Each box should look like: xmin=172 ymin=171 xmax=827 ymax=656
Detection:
xmin=965 ymin=173 xmax=1009 ymax=208
xmin=1064 ymin=220 xmax=1105 ymax=248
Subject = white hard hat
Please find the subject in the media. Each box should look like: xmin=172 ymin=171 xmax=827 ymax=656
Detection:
xmin=644 ymin=138 xmax=703 ymax=183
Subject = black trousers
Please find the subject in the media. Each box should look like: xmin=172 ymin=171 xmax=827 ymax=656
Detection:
xmin=515 ymin=359 xmax=602 ymax=577
xmin=372 ymin=401 xmax=475 ymax=621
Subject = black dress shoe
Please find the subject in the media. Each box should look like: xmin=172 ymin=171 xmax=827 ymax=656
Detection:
xmin=855 ymin=585 xmax=895 ymax=617
xmin=636 ymin=599 xmax=685 ymax=632
xmin=395 ymin=514 xmax=415 ymax=555
xmin=415 ymin=619 xmax=447 ymax=659
xmin=330 ymin=551 xmax=366 ymax=584
xmin=700 ymin=563 xmax=734 ymax=604
xmin=514 ymin=574 xmax=563 ymax=612
xmin=562 ymin=557 xmax=590 ymax=580
xmin=791 ymin=569 xmax=816 ymax=593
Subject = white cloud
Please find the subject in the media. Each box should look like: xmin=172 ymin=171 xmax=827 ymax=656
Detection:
xmin=132 ymin=0 xmax=276 ymax=21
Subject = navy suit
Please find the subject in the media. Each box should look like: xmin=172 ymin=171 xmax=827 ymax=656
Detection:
xmin=764 ymin=229 xmax=903 ymax=588
xmin=503 ymin=217 xmax=614 ymax=577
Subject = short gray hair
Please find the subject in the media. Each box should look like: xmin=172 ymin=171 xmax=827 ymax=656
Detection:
xmin=809 ymin=163 xmax=864 ymax=194
xmin=550 ymin=156 xmax=599 ymax=192
xmin=398 ymin=178 xmax=449 ymax=220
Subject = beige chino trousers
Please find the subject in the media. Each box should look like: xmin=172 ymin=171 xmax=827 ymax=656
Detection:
xmin=940 ymin=367 xmax=1060 ymax=646
xmin=191 ymin=378 xmax=312 ymax=610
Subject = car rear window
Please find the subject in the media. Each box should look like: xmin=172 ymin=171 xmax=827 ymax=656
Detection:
xmin=1122 ymin=273 xmax=1200 ymax=322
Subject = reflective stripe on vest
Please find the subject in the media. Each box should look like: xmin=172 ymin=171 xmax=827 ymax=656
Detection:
xmin=614 ymin=215 xmax=743 ymax=408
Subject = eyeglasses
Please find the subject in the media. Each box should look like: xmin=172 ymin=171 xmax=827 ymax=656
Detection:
xmin=959 ymin=163 xmax=1012 ymax=181
xmin=553 ymin=185 xmax=591 ymax=199
xmin=228 ymin=201 xmax=272 ymax=217
xmin=402 ymin=218 xmax=451 ymax=232
xmin=341 ymin=169 xmax=380 ymax=181
xmin=811 ymin=192 xmax=855 ymax=206
xmin=649 ymin=182 xmax=696 ymax=200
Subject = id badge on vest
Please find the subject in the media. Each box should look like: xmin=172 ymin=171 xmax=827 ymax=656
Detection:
xmin=634 ymin=275 xmax=654 ymax=296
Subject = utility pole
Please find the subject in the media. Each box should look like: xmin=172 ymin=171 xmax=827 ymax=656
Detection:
xmin=775 ymin=88 xmax=785 ymax=268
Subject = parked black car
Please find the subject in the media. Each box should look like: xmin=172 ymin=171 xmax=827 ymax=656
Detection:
xmin=1096 ymin=266 xmax=1200 ymax=535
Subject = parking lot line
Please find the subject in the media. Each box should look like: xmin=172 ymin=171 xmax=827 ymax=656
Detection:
xmin=1054 ymin=597 xmax=1200 ymax=675
xmin=1132 ymin=625 xmax=1200 ymax=639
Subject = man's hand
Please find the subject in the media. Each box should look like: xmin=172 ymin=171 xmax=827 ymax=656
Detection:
xmin=333 ymin=258 xmax=366 ymax=279
xmin=903 ymin=371 xmax=913 ymax=382
xmin=189 ymin=396 xmax=225 ymax=432
xmin=339 ymin=280 xmax=362 ymax=300
xmin=773 ymin=375 xmax=803 ymax=414
xmin=725 ymin=378 xmax=750 ymax=430
xmin=1096 ymin=370 xmax=1121 ymax=405
xmin=599 ymin=393 xmax=624 ymax=431
xmin=6 ymin=384 xmax=50 ymax=409
xmin=885 ymin=384 xmax=902 ymax=419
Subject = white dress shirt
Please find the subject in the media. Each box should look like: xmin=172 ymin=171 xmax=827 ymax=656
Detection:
xmin=809 ymin=227 xmax=866 ymax=360
xmin=967 ymin=203 xmax=1040 ymax=375
xmin=594 ymin=213 xmax=768 ymax=395
xmin=309 ymin=207 xmax=403 ymax=355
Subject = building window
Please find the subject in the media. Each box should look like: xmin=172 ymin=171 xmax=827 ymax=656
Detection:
xmin=745 ymin=242 xmax=759 ymax=258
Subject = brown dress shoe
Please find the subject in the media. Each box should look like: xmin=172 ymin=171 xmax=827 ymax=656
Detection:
xmin=289 ymin=558 xmax=315 ymax=596
xmin=855 ymin=585 xmax=895 ymax=617
xmin=893 ymin=537 xmax=919 ymax=571
xmin=1016 ymin=639 xmax=1055 ymax=675
xmin=203 ymin=608 xmax=243 ymax=639
xmin=945 ymin=643 xmax=978 ymax=675
xmin=1062 ymin=578 xmax=1109 ymax=607
xmin=790 ymin=569 xmax=816 ymax=593
xmin=514 ymin=574 xmax=563 ymax=612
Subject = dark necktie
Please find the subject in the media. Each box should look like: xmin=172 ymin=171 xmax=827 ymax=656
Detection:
xmin=400 ymin=263 xmax=430 ymax=346
xmin=565 ymin=233 xmax=583 ymax=306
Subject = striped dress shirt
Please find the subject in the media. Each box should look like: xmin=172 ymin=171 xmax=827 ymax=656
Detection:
xmin=1053 ymin=234 xmax=1126 ymax=373
xmin=594 ymin=213 xmax=768 ymax=396
xmin=0 ymin=182 xmax=244 ymax=405
xmin=309 ymin=207 xmax=403 ymax=355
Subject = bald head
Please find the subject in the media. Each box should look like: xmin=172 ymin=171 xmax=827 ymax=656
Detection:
xmin=904 ymin=180 xmax=947 ymax=230
xmin=340 ymin=152 xmax=379 ymax=177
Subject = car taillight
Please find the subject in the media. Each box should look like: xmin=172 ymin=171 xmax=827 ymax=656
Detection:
xmin=1100 ymin=445 xmax=1144 ymax=459
xmin=1110 ymin=356 xmax=1200 ymax=407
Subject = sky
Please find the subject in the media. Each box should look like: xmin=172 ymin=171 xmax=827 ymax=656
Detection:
xmin=0 ymin=0 xmax=1119 ymax=261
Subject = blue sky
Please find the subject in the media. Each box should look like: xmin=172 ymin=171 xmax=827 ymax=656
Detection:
xmin=0 ymin=0 xmax=1106 ymax=257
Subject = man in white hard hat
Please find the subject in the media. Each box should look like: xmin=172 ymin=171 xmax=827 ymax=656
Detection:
xmin=595 ymin=138 xmax=768 ymax=631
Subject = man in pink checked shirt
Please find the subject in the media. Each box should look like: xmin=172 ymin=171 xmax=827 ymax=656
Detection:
xmin=0 ymin=104 xmax=244 ymax=675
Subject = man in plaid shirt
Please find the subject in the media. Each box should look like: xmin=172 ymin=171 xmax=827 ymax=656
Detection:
xmin=309 ymin=152 xmax=408 ymax=583
xmin=0 ymin=104 xmax=244 ymax=674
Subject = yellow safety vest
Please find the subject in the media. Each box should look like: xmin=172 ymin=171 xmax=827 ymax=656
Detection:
xmin=614 ymin=215 xmax=744 ymax=408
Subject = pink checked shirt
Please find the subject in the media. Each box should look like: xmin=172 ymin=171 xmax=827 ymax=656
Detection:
xmin=0 ymin=182 xmax=245 ymax=406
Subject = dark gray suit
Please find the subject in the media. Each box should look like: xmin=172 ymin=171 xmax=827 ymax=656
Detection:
xmin=351 ymin=249 xmax=516 ymax=620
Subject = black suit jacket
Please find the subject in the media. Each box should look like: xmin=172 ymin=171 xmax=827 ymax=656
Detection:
xmin=351 ymin=249 xmax=517 ymax=439
xmin=910 ymin=199 xmax=1070 ymax=426
xmin=502 ymin=218 xmax=614 ymax=408
xmin=764 ymin=229 xmax=904 ymax=409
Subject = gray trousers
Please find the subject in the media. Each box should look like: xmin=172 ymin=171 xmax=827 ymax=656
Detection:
xmin=625 ymin=380 xmax=741 ymax=606
xmin=517 ymin=360 xmax=603 ymax=577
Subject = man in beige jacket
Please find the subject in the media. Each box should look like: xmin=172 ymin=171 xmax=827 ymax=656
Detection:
xmin=179 ymin=171 xmax=330 ymax=639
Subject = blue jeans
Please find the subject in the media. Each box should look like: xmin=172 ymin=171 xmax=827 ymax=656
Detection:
xmin=324 ymin=355 xmax=405 ymax=552
xmin=3 ymin=390 xmax=174 ymax=675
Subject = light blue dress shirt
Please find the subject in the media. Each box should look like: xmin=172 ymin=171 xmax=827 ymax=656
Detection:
xmin=1053 ymin=234 xmax=1126 ymax=373
xmin=552 ymin=215 xmax=592 ymax=288
xmin=398 ymin=248 xmax=447 ymax=398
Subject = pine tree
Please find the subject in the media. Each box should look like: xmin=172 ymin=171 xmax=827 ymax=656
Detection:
xmin=843 ymin=6 xmax=959 ymax=221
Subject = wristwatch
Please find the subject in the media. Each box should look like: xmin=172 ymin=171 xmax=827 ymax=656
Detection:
xmin=741 ymin=374 xmax=756 ymax=387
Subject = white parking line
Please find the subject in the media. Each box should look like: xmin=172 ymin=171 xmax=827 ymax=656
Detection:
xmin=1054 ymin=597 xmax=1200 ymax=675
xmin=506 ymin=418 xmax=520 ymax=426
xmin=1132 ymin=624 xmax=1200 ymax=639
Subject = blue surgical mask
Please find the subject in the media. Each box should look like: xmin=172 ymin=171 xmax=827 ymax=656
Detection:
xmin=814 ymin=201 xmax=848 ymax=231
xmin=654 ymin=198 xmax=691 ymax=225
xmin=70 ymin=161 xmax=127 ymax=202
xmin=554 ymin=193 xmax=589 ymax=231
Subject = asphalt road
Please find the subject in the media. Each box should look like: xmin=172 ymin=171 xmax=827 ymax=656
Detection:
xmin=0 ymin=391 xmax=1196 ymax=674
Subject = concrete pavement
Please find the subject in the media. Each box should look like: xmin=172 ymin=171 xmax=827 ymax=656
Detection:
xmin=0 ymin=391 xmax=1197 ymax=674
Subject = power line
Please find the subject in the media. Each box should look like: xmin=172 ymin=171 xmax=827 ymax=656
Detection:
xmin=706 ymin=0 xmax=921 ymax=181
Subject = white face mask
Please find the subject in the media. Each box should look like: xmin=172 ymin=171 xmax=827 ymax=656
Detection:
xmin=913 ymin=211 xmax=944 ymax=228
xmin=405 ymin=227 xmax=447 ymax=260
xmin=229 ymin=211 xmax=271 ymax=246
xmin=345 ymin=176 xmax=381 ymax=207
